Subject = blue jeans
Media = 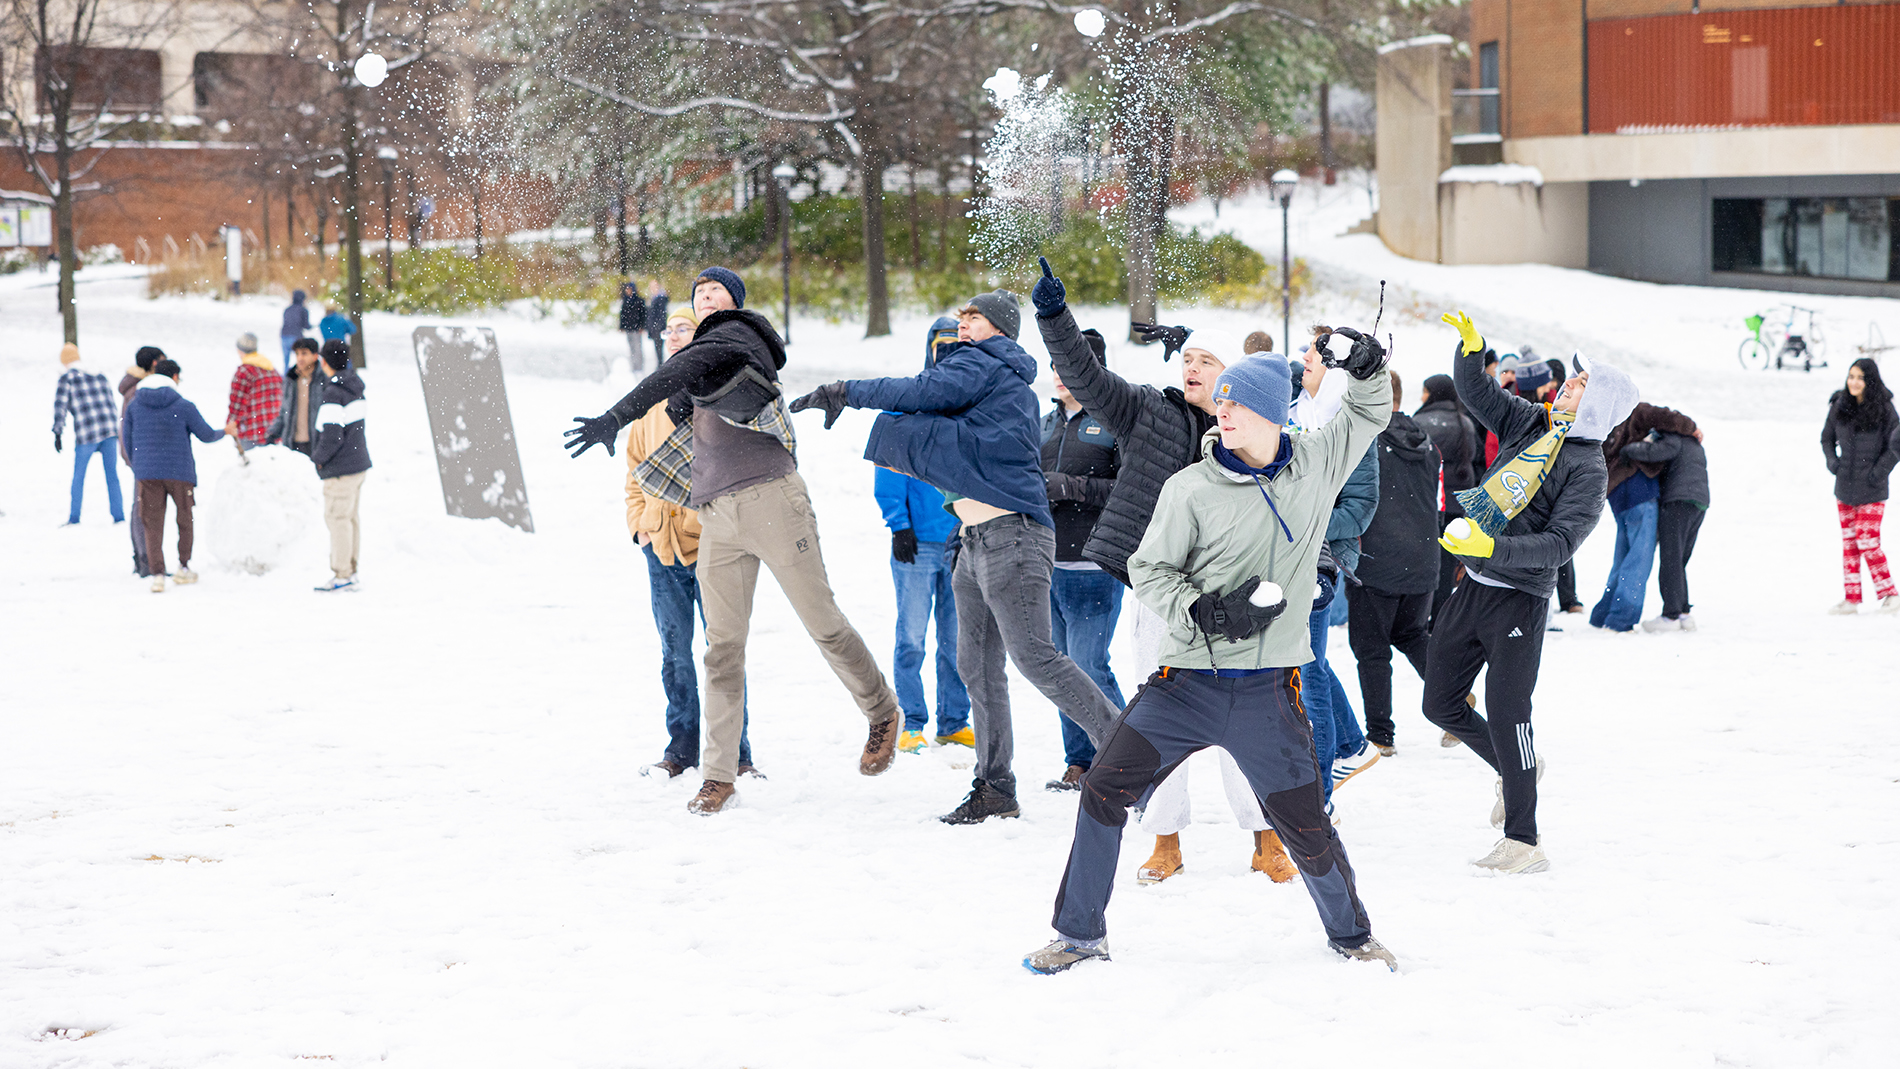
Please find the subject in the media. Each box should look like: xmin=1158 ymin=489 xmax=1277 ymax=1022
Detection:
xmin=1589 ymin=499 xmax=1658 ymax=632
xmin=1049 ymin=567 xmax=1125 ymax=768
xmin=646 ymin=545 xmax=749 ymax=768
xmin=891 ymin=540 xmax=970 ymax=735
xmin=280 ymin=335 xmax=299 ymax=371
xmin=69 ymin=437 xmax=124 ymax=523
xmin=1303 ymin=572 xmax=1366 ymax=802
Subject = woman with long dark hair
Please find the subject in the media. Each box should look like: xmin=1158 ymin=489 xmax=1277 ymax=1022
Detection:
xmin=1822 ymin=358 xmax=1900 ymax=614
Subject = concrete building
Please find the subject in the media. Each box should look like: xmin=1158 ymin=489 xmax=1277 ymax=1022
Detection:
xmin=1376 ymin=1 xmax=1900 ymax=297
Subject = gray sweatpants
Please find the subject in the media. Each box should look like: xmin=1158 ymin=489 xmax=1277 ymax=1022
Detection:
xmin=953 ymin=514 xmax=1121 ymax=797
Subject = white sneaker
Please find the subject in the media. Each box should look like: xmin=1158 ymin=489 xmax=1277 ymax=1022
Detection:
xmin=1332 ymin=748 xmax=1381 ymax=788
xmin=1492 ymin=755 xmax=1546 ymax=829
xmin=172 ymin=569 xmax=198 ymax=585
xmin=1640 ymin=615 xmax=1681 ymax=633
xmin=1677 ymin=614 xmax=1697 ymax=631
xmin=1828 ymin=600 xmax=1859 ymax=616
xmin=1880 ymin=596 xmax=1900 ymax=615
xmin=314 ymin=575 xmax=357 ymax=593
xmin=150 ymin=575 xmax=167 ymax=593
xmin=1473 ymin=836 xmax=1549 ymax=874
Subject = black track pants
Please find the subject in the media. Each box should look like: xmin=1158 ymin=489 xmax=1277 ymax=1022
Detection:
xmin=1051 ymin=667 xmax=1372 ymax=947
xmin=1657 ymin=501 xmax=1705 ymax=619
xmin=1420 ymin=581 xmax=1548 ymax=845
xmin=1347 ymin=587 xmax=1432 ymax=747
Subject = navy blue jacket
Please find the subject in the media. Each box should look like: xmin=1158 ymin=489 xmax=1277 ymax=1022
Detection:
xmin=849 ymin=334 xmax=1053 ymax=531
xmin=311 ymin=368 xmax=372 ymax=479
xmin=123 ymin=381 xmax=225 ymax=484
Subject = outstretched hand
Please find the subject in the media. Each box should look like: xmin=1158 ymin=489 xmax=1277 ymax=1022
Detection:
xmin=1031 ymin=256 xmax=1067 ymax=318
xmin=788 ymin=381 xmax=849 ymax=430
xmin=1441 ymin=310 xmax=1485 ymax=354
xmin=1130 ymin=322 xmax=1193 ymax=362
xmin=1325 ymin=326 xmax=1390 ymax=381
xmin=564 ymin=413 xmax=620 ymax=458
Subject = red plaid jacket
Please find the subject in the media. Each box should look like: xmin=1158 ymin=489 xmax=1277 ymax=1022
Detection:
xmin=228 ymin=361 xmax=285 ymax=444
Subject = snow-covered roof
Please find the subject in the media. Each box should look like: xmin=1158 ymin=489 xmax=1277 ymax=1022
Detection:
xmin=0 ymin=188 xmax=54 ymax=206
xmin=1377 ymin=34 xmax=1454 ymax=55
xmin=1438 ymin=164 xmax=1545 ymax=187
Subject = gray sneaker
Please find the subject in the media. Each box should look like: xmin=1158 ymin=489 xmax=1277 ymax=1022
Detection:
xmin=1022 ymin=938 xmax=1110 ymax=975
xmin=1329 ymin=936 xmax=1399 ymax=971
xmin=1473 ymin=836 xmax=1549 ymax=874
xmin=1491 ymin=755 xmax=1546 ymax=829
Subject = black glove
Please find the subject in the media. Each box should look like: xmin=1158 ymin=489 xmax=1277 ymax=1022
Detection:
xmin=1044 ymin=471 xmax=1087 ymax=503
xmin=1032 ymin=256 xmax=1067 ymax=318
xmin=1131 ymin=322 xmax=1192 ymax=362
xmin=564 ymin=413 xmax=621 ymax=458
xmin=789 ymin=381 xmax=849 ymax=430
xmin=1324 ymin=326 xmax=1390 ymax=381
xmin=1192 ymin=577 xmax=1287 ymax=643
xmin=53 ymin=431 xmax=62 ymax=453
xmin=892 ymin=528 xmax=918 ymax=564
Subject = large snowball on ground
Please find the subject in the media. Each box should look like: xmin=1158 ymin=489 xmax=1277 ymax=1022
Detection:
xmin=1074 ymin=9 xmax=1107 ymax=37
xmin=354 ymin=52 xmax=389 ymax=88
xmin=207 ymin=448 xmax=323 ymax=575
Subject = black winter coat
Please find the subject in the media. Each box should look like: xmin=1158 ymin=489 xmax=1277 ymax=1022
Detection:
xmin=1620 ymin=430 xmax=1710 ymax=508
xmin=604 ymin=309 xmax=785 ymax=430
xmin=1358 ymin=413 xmax=1442 ymax=595
xmin=1035 ymin=306 xmax=1216 ymax=585
xmin=618 ymin=285 xmax=646 ymax=333
xmin=311 ymin=368 xmax=371 ymax=479
xmin=1821 ymin=393 xmax=1900 ymax=506
xmin=1040 ymin=402 xmax=1119 ymax=562
xmin=646 ymin=293 xmax=669 ymax=340
xmin=1451 ymin=341 xmax=1607 ymax=599
xmin=1414 ymin=398 xmax=1478 ymax=511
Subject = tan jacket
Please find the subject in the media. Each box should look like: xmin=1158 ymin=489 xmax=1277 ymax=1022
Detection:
xmin=624 ymin=402 xmax=702 ymax=566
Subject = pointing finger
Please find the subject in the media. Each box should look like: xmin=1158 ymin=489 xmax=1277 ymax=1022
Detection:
xmin=1039 ymin=256 xmax=1053 ymax=279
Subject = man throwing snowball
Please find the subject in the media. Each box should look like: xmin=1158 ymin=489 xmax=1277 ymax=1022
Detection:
xmin=1025 ymin=326 xmax=1401 ymax=975
xmin=1428 ymin=312 xmax=1637 ymax=874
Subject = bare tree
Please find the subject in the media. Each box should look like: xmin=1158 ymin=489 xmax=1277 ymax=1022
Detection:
xmin=0 ymin=0 xmax=179 ymax=342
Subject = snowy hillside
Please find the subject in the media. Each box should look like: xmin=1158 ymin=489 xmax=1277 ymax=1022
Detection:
xmin=2 ymin=203 xmax=1895 ymax=1067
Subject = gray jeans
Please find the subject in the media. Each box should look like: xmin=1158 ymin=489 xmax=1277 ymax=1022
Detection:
xmin=953 ymin=514 xmax=1121 ymax=797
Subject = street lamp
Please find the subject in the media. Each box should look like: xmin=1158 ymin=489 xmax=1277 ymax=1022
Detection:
xmin=378 ymin=145 xmax=398 ymax=290
xmin=772 ymin=162 xmax=796 ymax=345
xmin=1270 ymin=169 xmax=1298 ymax=355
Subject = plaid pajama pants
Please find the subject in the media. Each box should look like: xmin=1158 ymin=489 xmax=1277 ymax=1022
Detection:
xmin=1838 ymin=501 xmax=1895 ymax=603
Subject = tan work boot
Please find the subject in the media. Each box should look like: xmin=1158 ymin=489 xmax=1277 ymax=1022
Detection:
xmin=860 ymin=712 xmax=901 ymax=776
xmin=686 ymin=780 xmax=737 ymax=815
xmin=1136 ymin=833 xmax=1183 ymax=885
xmin=1252 ymin=829 xmax=1298 ymax=883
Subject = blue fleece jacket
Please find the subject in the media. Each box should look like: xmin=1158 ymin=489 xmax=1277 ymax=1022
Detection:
xmin=123 ymin=381 xmax=225 ymax=484
xmin=849 ymin=334 xmax=1053 ymax=531
xmin=874 ymin=467 xmax=960 ymax=542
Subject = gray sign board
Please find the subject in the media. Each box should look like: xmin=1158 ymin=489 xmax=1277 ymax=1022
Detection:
xmin=412 ymin=326 xmax=535 ymax=533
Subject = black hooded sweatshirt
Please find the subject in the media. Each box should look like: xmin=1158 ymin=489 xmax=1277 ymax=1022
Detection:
xmin=1357 ymin=412 xmax=1442 ymax=595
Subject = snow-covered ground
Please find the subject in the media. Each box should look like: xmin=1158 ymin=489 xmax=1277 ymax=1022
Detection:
xmin=3 ymin=195 xmax=1896 ymax=1067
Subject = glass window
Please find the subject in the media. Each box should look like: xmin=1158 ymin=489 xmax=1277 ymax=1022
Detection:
xmin=1712 ymin=199 xmax=1762 ymax=272
xmin=1717 ymin=197 xmax=1895 ymax=281
xmin=1847 ymin=198 xmax=1891 ymax=281
xmin=1479 ymin=42 xmax=1500 ymax=136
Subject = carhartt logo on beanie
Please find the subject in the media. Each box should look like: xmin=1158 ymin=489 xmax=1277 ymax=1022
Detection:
xmin=1212 ymin=356 xmax=1292 ymax=426
xmin=694 ymin=266 xmax=746 ymax=309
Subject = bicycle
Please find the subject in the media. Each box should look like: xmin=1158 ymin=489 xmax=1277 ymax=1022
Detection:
xmin=1738 ymin=305 xmax=1828 ymax=372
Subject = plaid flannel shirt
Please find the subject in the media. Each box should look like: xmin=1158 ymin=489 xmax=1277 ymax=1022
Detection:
xmin=52 ymin=367 xmax=120 ymax=444
xmin=633 ymin=396 xmax=798 ymax=506
xmin=227 ymin=363 xmax=285 ymax=443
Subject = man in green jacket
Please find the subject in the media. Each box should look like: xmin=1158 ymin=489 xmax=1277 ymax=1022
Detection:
xmin=1025 ymin=331 xmax=1402 ymax=975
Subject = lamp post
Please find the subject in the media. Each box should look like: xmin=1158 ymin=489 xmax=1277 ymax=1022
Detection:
xmin=772 ymin=162 xmax=795 ymax=345
xmin=377 ymin=145 xmax=398 ymax=290
xmin=1270 ymin=169 xmax=1298 ymax=355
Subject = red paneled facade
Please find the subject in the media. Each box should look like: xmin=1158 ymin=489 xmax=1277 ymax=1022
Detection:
xmin=1587 ymin=5 xmax=1900 ymax=131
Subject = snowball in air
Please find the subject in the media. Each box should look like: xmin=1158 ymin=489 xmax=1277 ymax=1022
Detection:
xmin=982 ymin=67 xmax=1022 ymax=101
xmin=1074 ymin=9 xmax=1107 ymax=36
xmin=354 ymin=52 xmax=389 ymax=88
xmin=1250 ymin=581 xmax=1284 ymax=608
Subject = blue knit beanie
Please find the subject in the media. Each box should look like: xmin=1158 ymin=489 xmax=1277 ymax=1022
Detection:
xmin=694 ymin=266 xmax=746 ymax=309
xmin=1212 ymin=356 xmax=1292 ymax=426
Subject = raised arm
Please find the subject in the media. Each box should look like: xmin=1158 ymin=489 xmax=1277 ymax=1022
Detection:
xmin=1034 ymin=306 xmax=1148 ymax=440
xmin=845 ymin=352 xmax=986 ymax=414
xmin=1442 ymin=312 xmax=1544 ymax=445
xmin=603 ymin=341 xmax=748 ymax=428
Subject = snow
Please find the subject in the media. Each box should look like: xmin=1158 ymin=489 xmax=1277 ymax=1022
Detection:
xmin=5 ymin=201 xmax=1898 ymax=1066
xmin=205 ymin=447 xmax=324 ymax=575
xmin=1439 ymin=164 xmax=1545 ymax=187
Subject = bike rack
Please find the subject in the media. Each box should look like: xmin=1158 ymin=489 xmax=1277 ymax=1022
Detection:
xmin=1859 ymin=323 xmax=1894 ymax=361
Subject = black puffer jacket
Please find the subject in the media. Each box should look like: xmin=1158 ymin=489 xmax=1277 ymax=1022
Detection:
xmin=1821 ymin=392 xmax=1900 ymax=506
xmin=1414 ymin=396 xmax=1477 ymax=512
xmin=1358 ymin=412 xmax=1441 ymax=595
xmin=1451 ymin=341 xmax=1608 ymax=599
xmin=1041 ymin=402 xmax=1119 ymax=562
xmin=603 ymin=309 xmax=785 ymax=430
xmin=1036 ymin=306 xmax=1215 ymax=585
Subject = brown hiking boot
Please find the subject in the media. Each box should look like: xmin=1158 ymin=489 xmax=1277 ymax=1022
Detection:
xmin=642 ymin=760 xmax=687 ymax=779
xmin=1045 ymin=765 xmax=1087 ymax=792
xmin=685 ymin=780 xmax=737 ymax=815
xmin=1136 ymin=833 xmax=1183 ymax=885
xmin=860 ymin=712 xmax=901 ymax=776
xmin=1252 ymin=829 xmax=1298 ymax=883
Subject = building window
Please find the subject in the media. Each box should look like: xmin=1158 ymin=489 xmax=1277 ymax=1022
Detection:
xmin=1478 ymin=42 xmax=1500 ymax=136
xmin=36 ymin=47 xmax=162 ymax=112
xmin=1713 ymin=197 xmax=1897 ymax=282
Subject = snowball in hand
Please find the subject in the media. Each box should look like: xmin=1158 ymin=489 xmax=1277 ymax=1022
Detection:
xmin=1250 ymin=581 xmax=1284 ymax=607
xmin=1074 ymin=9 xmax=1107 ymax=36
xmin=354 ymin=52 xmax=389 ymax=88
xmin=1448 ymin=518 xmax=1472 ymax=540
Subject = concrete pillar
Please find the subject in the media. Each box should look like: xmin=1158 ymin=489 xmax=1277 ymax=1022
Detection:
xmin=1375 ymin=35 xmax=1454 ymax=263
xmin=159 ymin=43 xmax=198 ymax=120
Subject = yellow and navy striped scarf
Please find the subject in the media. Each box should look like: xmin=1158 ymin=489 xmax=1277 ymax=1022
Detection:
xmin=1455 ymin=408 xmax=1574 ymax=536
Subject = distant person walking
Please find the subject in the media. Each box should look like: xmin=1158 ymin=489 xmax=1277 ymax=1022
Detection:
xmin=318 ymin=304 xmax=356 ymax=344
xmin=118 ymin=346 xmax=165 ymax=575
xmin=227 ymin=333 xmax=284 ymax=448
xmin=1822 ymin=358 xmax=1900 ymax=614
xmin=618 ymin=279 xmax=648 ymax=374
xmin=645 ymin=279 xmax=669 ymax=369
xmin=280 ymin=290 xmax=313 ymax=370
xmin=123 ymin=358 xmax=234 ymax=591
xmin=311 ymin=340 xmax=371 ymax=592
xmin=51 ymin=343 xmax=124 ymax=526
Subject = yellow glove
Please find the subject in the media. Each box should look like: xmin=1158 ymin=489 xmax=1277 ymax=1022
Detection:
xmin=1439 ymin=519 xmax=1496 ymax=558
xmin=1441 ymin=311 xmax=1485 ymax=355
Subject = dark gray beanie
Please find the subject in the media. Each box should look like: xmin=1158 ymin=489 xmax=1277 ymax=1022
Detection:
xmin=962 ymin=289 xmax=1021 ymax=341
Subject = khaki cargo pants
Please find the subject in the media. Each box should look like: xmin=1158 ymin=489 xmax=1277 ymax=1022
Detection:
xmin=323 ymin=471 xmax=367 ymax=578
